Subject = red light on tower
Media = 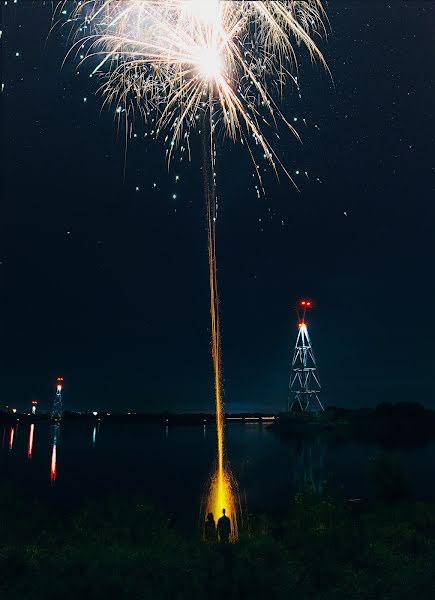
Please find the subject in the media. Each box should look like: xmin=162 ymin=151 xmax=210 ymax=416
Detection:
xmin=299 ymin=298 xmax=313 ymax=309
xmin=289 ymin=298 xmax=323 ymax=411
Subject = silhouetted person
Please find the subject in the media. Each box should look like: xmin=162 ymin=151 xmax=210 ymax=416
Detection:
xmin=204 ymin=512 xmax=217 ymax=542
xmin=217 ymin=508 xmax=231 ymax=543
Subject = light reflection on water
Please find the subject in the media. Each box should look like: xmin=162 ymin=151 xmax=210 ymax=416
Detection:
xmin=1 ymin=421 xmax=435 ymax=526
xmin=50 ymin=425 xmax=59 ymax=485
xmin=28 ymin=423 xmax=34 ymax=460
xmin=9 ymin=425 xmax=15 ymax=451
xmin=292 ymin=436 xmax=326 ymax=494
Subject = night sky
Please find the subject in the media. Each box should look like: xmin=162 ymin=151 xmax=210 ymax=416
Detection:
xmin=2 ymin=1 xmax=434 ymax=413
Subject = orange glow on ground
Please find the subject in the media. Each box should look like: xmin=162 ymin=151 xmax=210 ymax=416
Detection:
xmin=205 ymin=465 xmax=239 ymax=540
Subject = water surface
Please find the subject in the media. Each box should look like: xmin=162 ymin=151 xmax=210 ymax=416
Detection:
xmin=2 ymin=421 xmax=435 ymax=528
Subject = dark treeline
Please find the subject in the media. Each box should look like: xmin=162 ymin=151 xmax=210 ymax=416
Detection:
xmin=1 ymin=453 xmax=435 ymax=599
xmin=0 ymin=412 xmax=272 ymax=425
xmin=274 ymin=402 xmax=435 ymax=445
xmin=2 ymin=402 xmax=435 ymax=433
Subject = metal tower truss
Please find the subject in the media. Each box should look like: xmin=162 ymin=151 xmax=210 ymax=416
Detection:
xmin=51 ymin=377 xmax=64 ymax=422
xmin=288 ymin=300 xmax=324 ymax=412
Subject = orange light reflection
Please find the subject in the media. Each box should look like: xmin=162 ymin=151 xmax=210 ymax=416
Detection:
xmin=8 ymin=426 xmax=15 ymax=451
xmin=28 ymin=424 xmax=34 ymax=460
xmin=50 ymin=443 xmax=57 ymax=484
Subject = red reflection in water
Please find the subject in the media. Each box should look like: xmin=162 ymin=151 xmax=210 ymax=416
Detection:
xmin=9 ymin=426 xmax=15 ymax=451
xmin=28 ymin=424 xmax=35 ymax=460
xmin=50 ymin=442 xmax=57 ymax=484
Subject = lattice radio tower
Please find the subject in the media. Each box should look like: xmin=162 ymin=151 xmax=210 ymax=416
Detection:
xmin=288 ymin=299 xmax=324 ymax=412
xmin=51 ymin=377 xmax=64 ymax=422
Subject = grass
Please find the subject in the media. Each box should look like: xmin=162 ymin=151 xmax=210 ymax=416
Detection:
xmin=1 ymin=455 xmax=435 ymax=599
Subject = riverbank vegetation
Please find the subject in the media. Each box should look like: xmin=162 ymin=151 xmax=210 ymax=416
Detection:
xmin=1 ymin=454 xmax=434 ymax=599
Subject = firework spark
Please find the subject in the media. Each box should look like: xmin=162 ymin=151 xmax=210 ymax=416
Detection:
xmin=60 ymin=0 xmax=326 ymax=539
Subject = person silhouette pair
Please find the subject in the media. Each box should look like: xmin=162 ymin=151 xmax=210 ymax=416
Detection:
xmin=205 ymin=509 xmax=231 ymax=543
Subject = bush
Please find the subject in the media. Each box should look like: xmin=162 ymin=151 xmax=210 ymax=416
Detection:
xmin=368 ymin=452 xmax=411 ymax=501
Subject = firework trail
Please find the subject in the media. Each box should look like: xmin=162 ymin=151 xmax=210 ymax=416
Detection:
xmin=59 ymin=0 xmax=326 ymax=539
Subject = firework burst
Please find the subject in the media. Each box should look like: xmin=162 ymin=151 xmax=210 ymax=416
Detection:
xmin=62 ymin=0 xmax=326 ymax=173
xmin=59 ymin=0 xmax=327 ymax=540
